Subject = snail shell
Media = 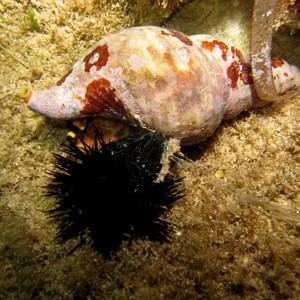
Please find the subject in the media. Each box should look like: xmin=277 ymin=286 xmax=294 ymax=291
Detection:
xmin=23 ymin=26 xmax=300 ymax=145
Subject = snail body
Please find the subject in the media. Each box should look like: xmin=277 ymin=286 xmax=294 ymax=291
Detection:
xmin=24 ymin=26 xmax=300 ymax=145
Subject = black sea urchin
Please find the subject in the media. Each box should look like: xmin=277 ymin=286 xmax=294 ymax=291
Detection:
xmin=46 ymin=131 xmax=184 ymax=256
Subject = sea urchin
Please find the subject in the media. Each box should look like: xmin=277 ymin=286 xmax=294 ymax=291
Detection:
xmin=46 ymin=130 xmax=184 ymax=256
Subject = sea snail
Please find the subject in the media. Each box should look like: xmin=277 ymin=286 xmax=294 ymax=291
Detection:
xmin=21 ymin=26 xmax=300 ymax=146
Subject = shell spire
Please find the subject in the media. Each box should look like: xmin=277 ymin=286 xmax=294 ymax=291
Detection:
xmin=22 ymin=26 xmax=300 ymax=145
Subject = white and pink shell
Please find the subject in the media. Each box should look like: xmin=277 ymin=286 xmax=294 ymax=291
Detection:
xmin=23 ymin=26 xmax=300 ymax=146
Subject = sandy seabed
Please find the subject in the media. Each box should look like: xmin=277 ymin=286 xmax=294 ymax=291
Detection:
xmin=0 ymin=1 xmax=300 ymax=299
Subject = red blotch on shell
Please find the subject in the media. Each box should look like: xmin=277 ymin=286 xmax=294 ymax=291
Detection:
xmin=83 ymin=44 xmax=109 ymax=72
xmin=170 ymin=30 xmax=193 ymax=46
xmin=271 ymin=57 xmax=285 ymax=68
xmin=231 ymin=46 xmax=244 ymax=61
xmin=160 ymin=29 xmax=193 ymax=46
xmin=161 ymin=30 xmax=169 ymax=36
xmin=227 ymin=61 xmax=240 ymax=88
xmin=226 ymin=46 xmax=253 ymax=88
xmin=80 ymin=78 xmax=125 ymax=115
xmin=216 ymin=41 xmax=229 ymax=56
xmin=239 ymin=63 xmax=253 ymax=85
xmin=201 ymin=40 xmax=229 ymax=57
xmin=56 ymin=69 xmax=72 ymax=86
xmin=284 ymin=72 xmax=289 ymax=77
xmin=201 ymin=40 xmax=215 ymax=52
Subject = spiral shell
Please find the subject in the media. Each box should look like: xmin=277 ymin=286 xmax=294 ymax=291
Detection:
xmin=23 ymin=26 xmax=300 ymax=145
